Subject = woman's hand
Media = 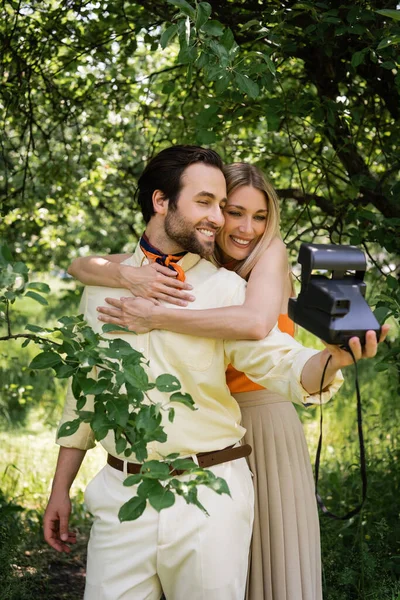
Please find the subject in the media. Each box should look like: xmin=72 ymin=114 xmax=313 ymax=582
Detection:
xmin=97 ymin=297 xmax=158 ymax=334
xmin=120 ymin=263 xmax=195 ymax=306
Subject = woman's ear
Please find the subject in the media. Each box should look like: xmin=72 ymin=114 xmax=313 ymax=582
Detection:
xmin=152 ymin=190 xmax=169 ymax=215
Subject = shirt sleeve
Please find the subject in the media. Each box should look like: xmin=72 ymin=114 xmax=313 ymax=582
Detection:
xmin=56 ymin=380 xmax=96 ymax=450
xmin=56 ymin=288 xmax=96 ymax=450
xmin=224 ymin=282 xmax=343 ymax=405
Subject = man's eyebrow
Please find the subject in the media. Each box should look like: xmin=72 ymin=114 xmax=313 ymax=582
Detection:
xmin=228 ymin=204 xmax=268 ymax=212
xmin=195 ymin=191 xmax=228 ymax=203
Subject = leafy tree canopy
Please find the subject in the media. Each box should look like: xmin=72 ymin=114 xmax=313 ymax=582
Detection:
xmin=1 ymin=0 xmax=399 ymax=275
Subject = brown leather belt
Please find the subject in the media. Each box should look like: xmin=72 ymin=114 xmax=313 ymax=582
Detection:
xmin=107 ymin=444 xmax=252 ymax=476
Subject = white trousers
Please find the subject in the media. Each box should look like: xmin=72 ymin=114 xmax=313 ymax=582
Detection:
xmin=83 ymin=457 xmax=254 ymax=600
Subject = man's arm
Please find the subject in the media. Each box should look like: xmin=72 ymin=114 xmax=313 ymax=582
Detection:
xmin=43 ymin=447 xmax=86 ymax=553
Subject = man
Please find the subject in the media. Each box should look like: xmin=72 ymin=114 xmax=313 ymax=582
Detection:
xmin=44 ymin=146 xmax=386 ymax=600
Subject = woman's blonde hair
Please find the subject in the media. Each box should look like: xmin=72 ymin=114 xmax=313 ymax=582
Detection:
xmin=213 ymin=163 xmax=282 ymax=280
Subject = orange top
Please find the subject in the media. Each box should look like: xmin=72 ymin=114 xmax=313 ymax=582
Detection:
xmin=226 ymin=313 xmax=295 ymax=393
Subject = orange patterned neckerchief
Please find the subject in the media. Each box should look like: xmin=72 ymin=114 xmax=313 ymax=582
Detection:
xmin=140 ymin=234 xmax=187 ymax=282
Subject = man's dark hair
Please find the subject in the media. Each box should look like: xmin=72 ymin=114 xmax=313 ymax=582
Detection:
xmin=137 ymin=145 xmax=224 ymax=223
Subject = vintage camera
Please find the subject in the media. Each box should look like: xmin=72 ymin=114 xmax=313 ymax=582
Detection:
xmin=288 ymin=243 xmax=381 ymax=347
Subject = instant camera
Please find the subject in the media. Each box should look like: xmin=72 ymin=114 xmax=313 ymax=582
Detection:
xmin=288 ymin=243 xmax=381 ymax=347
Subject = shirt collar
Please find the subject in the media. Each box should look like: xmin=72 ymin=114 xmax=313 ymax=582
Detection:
xmin=128 ymin=242 xmax=202 ymax=274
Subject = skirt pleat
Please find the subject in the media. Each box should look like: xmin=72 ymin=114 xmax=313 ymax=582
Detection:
xmin=234 ymin=391 xmax=322 ymax=600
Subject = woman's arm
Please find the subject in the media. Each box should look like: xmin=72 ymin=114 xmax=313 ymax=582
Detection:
xmin=68 ymin=255 xmax=195 ymax=306
xmin=97 ymin=237 xmax=291 ymax=340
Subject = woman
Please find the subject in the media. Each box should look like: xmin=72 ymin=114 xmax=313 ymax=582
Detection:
xmin=69 ymin=163 xmax=322 ymax=600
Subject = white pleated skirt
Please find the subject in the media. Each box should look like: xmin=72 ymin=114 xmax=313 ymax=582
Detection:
xmin=234 ymin=390 xmax=322 ymax=600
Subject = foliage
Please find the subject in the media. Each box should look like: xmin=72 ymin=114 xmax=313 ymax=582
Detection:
xmin=0 ymin=243 xmax=230 ymax=519
xmin=1 ymin=0 xmax=399 ymax=268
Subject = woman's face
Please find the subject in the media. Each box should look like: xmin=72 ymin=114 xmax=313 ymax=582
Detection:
xmin=216 ymin=185 xmax=268 ymax=262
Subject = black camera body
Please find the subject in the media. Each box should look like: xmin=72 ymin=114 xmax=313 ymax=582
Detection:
xmin=288 ymin=243 xmax=381 ymax=347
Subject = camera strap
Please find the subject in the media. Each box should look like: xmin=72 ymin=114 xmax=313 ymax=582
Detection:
xmin=314 ymin=349 xmax=367 ymax=520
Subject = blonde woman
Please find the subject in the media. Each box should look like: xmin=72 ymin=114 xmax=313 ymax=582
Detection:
xmin=69 ymin=163 xmax=322 ymax=600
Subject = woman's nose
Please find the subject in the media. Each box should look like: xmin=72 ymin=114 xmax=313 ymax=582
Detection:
xmin=239 ymin=218 xmax=253 ymax=233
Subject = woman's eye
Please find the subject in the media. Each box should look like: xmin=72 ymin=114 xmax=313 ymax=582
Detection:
xmin=227 ymin=211 xmax=242 ymax=217
xmin=254 ymin=215 xmax=267 ymax=221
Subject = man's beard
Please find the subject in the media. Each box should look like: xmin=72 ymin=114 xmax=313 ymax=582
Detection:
xmin=164 ymin=208 xmax=216 ymax=258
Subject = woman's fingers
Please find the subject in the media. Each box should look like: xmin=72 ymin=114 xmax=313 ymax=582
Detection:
xmin=97 ymin=305 xmax=123 ymax=318
xmin=97 ymin=314 xmax=124 ymax=326
xmin=154 ymin=293 xmax=189 ymax=307
xmin=104 ymin=297 xmax=123 ymax=309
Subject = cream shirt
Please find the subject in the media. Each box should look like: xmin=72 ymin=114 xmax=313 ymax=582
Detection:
xmin=57 ymin=244 xmax=343 ymax=460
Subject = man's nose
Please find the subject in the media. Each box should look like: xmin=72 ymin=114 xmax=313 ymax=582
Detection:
xmin=208 ymin=205 xmax=225 ymax=228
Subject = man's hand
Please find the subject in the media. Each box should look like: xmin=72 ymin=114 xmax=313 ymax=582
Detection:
xmin=120 ymin=263 xmax=195 ymax=306
xmin=301 ymin=325 xmax=390 ymax=395
xmin=324 ymin=325 xmax=390 ymax=371
xmin=44 ymin=491 xmax=77 ymax=553
xmin=97 ymin=296 xmax=157 ymax=334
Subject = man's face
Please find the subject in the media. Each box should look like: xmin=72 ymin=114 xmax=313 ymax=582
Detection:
xmin=164 ymin=163 xmax=227 ymax=258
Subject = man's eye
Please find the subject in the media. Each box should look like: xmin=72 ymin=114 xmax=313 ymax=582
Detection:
xmin=198 ymin=200 xmax=210 ymax=205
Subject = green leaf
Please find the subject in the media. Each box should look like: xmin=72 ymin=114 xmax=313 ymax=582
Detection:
xmin=215 ymin=74 xmax=231 ymax=94
xmin=206 ymin=475 xmax=231 ymax=496
xmin=123 ymin=473 xmax=142 ymax=486
xmin=386 ymin=275 xmax=398 ymax=290
xmin=209 ymin=40 xmax=229 ymax=62
xmin=374 ymin=306 xmax=391 ymax=324
xmin=202 ymin=20 xmax=224 ymax=36
xmin=235 ymin=73 xmax=259 ymax=99
xmin=13 ymin=262 xmax=29 ymax=275
xmin=106 ymin=397 xmax=130 ymax=428
xmin=168 ymin=407 xmax=175 ymax=423
xmin=26 ymin=282 xmax=50 ymax=293
xmin=196 ymin=2 xmax=212 ymax=29
xmin=0 ymin=244 xmax=13 ymax=264
xmin=377 ymin=36 xmax=400 ymax=50
xmin=21 ymin=339 xmax=31 ymax=348
xmin=351 ymin=49 xmax=368 ymax=68
xmin=76 ymin=396 xmax=87 ymax=411
xmin=170 ymin=391 xmax=196 ymax=410
xmin=170 ymin=458 xmax=197 ymax=471
xmin=141 ymin=460 xmax=171 ymax=480
xmin=155 ymin=374 xmax=181 ymax=392
xmin=137 ymin=478 xmax=163 ymax=498
xmin=24 ymin=290 xmax=48 ymax=305
xmin=196 ymin=128 xmax=217 ymax=144
xmin=262 ymin=53 xmax=276 ymax=75
xmin=149 ymin=486 xmax=175 ymax=512
xmin=376 ymin=9 xmax=400 ymax=21
xmin=115 ymin=436 xmax=127 ymax=454
xmin=29 ymin=351 xmax=62 ymax=370
xmin=25 ymin=323 xmax=46 ymax=333
xmin=240 ymin=19 xmax=260 ymax=31
xmin=166 ymin=0 xmax=195 ymax=18
xmin=160 ymin=24 xmax=178 ymax=49
xmin=125 ymin=364 xmax=149 ymax=390
xmin=101 ymin=323 xmax=130 ymax=334
xmin=58 ymin=419 xmax=80 ymax=438
xmin=118 ymin=496 xmax=147 ymax=522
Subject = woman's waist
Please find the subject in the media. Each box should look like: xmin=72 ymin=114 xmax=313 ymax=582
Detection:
xmin=232 ymin=389 xmax=293 ymax=407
